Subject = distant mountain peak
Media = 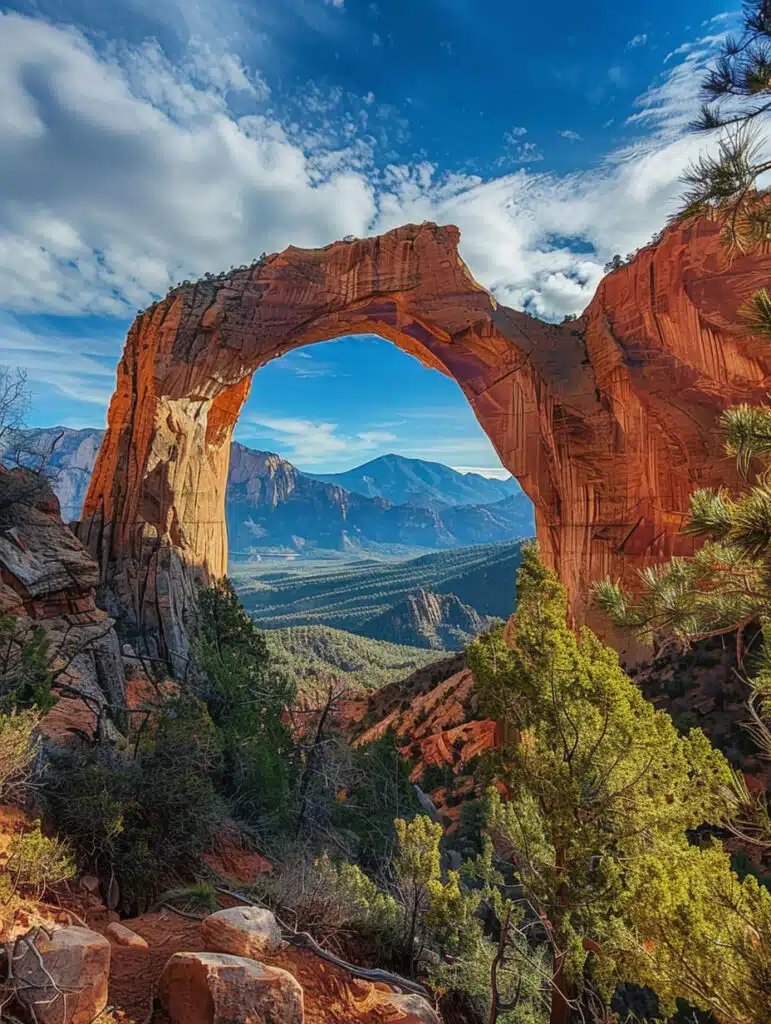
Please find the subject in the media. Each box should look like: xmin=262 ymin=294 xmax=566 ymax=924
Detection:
xmin=306 ymin=452 xmax=521 ymax=509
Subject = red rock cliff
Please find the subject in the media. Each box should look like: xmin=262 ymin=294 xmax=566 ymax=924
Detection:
xmin=77 ymin=219 xmax=771 ymax=671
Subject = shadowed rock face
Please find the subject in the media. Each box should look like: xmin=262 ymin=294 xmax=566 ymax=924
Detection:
xmin=77 ymin=219 xmax=771 ymax=671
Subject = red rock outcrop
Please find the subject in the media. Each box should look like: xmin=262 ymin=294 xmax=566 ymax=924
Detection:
xmin=77 ymin=218 xmax=771 ymax=669
xmin=0 ymin=468 xmax=126 ymax=745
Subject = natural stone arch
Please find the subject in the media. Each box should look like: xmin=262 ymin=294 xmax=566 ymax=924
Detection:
xmin=77 ymin=220 xmax=771 ymax=673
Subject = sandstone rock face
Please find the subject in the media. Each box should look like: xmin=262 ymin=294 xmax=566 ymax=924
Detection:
xmin=15 ymin=926 xmax=110 ymax=1024
xmin=0 ymin=469 xmax=125 ymax=745
xmin=201 ymin=906 xmax=284 ymax=960
xmin=77 ymin=219 xmax=771 ymax=668
xmin=159 ymin=951 xmax=304 ymax=1024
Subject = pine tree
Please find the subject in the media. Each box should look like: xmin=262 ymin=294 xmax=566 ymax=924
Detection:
xmin=594 ymin=403 xmax=771 ymax=848
xmin=469 ymin=547 xmax=771 ymax=1024
xmin=673 ymin=0 xmax=771 ymax=333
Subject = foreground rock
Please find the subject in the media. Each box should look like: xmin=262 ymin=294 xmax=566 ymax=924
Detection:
xmin=387 ymin=993 xmax=442 ymax=1024
xmin=105 ymin=921 xmax=149 ymax=950
xmin=14 ymin=925 xmax=110 ymax=1024
xmin=202 ymin=906 xmax=284 ymax=959
xmin=159 ymin=951 xmax=304 ymax=1024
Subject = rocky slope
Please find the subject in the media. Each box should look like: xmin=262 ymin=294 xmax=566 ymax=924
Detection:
xmin=360 ymin=586 xmax=494 ymax=650
xmin=307 ymin=453 xmax=520 ymax=509
xmin=76 ymin=216 xmax=771 ymax=671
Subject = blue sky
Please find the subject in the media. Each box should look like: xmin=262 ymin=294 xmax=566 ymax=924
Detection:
xmin=0 ymin=0 xmax=752 ymax=474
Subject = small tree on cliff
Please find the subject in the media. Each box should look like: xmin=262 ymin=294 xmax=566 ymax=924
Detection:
xmin=468 ymin=546 xmax=771 ymax=1024
xmin=192 ymin=578 xmax=297 ymax=828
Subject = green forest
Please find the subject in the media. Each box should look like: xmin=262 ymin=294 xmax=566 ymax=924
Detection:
xmin=233 ymin=539 xmax=524 ymax=631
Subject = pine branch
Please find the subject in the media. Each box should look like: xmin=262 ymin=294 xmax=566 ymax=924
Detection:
xmin=738 ymin=288 xmax=771 ymax=336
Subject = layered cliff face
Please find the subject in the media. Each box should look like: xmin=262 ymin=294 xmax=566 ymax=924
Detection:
xmin=77 ymin=218 xmax=771 ymax=671
xmin=0 ymin=467 xmax=125 ymax=746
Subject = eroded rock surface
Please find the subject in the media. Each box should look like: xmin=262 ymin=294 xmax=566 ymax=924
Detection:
xmin=14 ymin=926 xmax=110 ymax=1024
xmin=201 ymin=906 xmax=285 ymax=960
xmin=0 ymin=468 xmax=125 ymax=746
xmin=159 ymin=951 xmax=304 ymax=1024
xmin=77 ymin=218 xmax=771 ymax=669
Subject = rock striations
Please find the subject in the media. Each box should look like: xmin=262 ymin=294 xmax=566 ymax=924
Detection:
xmin=77 ymin=218 xmax=771 ymax=670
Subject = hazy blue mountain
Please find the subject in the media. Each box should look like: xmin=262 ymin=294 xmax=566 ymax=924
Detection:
xmin=0 ymin=426 xmax=104 ymax=521
xmin=227 ymin=443 xmax=533 ymax=557
xmin=306 ymin=453 xmax=521 ymax=508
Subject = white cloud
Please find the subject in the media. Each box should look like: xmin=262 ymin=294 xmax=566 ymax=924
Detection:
xmin=626 ymin=33 xmax=648 ymax=49
xmin=0 ymin=12 xmax=376 ymax=317
xmin=358 ymin=430 xmax=396 ymax=443
xmin=559 ymin=130 xmax=581 ymax=141
xmin=0 ymin=315 xmax=117 ymax=406
xmin=242 ymin=415 xmax=396 ymax=464
xmin=0 ymin=6 xmax=763 ymax=340
xmin=274 ymin=351 xmax=344 ymax=378
xmin=452 ymin=466 xmax=511 ymax=480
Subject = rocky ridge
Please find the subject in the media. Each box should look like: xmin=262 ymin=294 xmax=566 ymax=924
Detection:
xmin=360 ymin=586 xmax=494 ymax=650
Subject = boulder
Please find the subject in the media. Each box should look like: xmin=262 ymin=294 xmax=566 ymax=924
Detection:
xmin=14 ymin=926 xmax=110 ymax=1024
xmin=159 ymin=951 xmax=303 ymax=1024
xmin=201 ymin=906 xmax=284 ymax=959
xmin=387 ymin=993 xmax=442 ymax=1024
xmin=105 ymin=921 xmax=149 ymax=950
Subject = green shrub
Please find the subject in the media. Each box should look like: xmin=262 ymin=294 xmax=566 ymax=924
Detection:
xmin=192 ymin=578 xmax=298 ymax=827
xmin=48 ymin=696 xmax=221 ymax=913
xmin=0 ymin=618 xmax=55 ymax=712
xmin=329 ymin=732 xmax=418 ymax=872
xmin=0 ymin=820 xmax=75 ymax=901
xmin=0 ymin=707 xmax=40 ymax=801
xmin=253 ymin=852 xmax=400 ymax=963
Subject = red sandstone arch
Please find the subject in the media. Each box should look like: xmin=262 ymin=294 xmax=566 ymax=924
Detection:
xmin=77 ymin=220 xmax=771 ymax=672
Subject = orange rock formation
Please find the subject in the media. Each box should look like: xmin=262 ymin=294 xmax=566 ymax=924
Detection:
xmin=77 ymin=218 xmax=771 ymax=669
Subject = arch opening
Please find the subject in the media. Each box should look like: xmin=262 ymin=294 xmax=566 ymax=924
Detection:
xmin=226 ymin=332 xmax=530 ymax=567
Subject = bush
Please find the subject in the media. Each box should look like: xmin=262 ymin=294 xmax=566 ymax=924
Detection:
xmin=192 ymin=578 xmax=297 ymax=827
xmin=329 ymin=732 xmax=419 ymax=873
xmin=253 ymin=852 xmax=400 ymax=962
xmin=0 ymin=618 xmax=55 ymax=713
xmin=0 ymin=708 xmax=40 ymax=802
xmin=0 ymin=820 xmax=75 ymax=901
xmin=48 ymin=696 xmax=222 ymax=913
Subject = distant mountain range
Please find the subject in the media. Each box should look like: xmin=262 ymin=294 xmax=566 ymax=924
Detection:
xmin=227 ymin=443 xmax=533 ymax=558
xmin=307 ymin=453 xmax=521 ymax=509
xmin=6 ymin=428 xmax=534 ymax=555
